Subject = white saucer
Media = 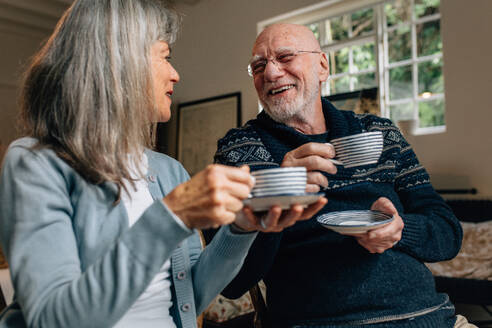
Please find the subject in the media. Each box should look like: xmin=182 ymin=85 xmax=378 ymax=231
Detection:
xmin=243 ymin=192 xmax=324 ymax=212
xmin=317 ymin=210 xmax=394 ymax=234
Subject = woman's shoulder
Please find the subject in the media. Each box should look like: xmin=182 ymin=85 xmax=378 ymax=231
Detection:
xmin=3 ymin=137 xmax=64 ymax=170
xmin=145 ymin=149 xmax=183 ymax=169
xmin=1 ymin=137 xmax=80 ymax=196
xmin=145 ymin=149 xmax=189 ymax=182
xmin=6 ymin=137 xmax=39 ymax=155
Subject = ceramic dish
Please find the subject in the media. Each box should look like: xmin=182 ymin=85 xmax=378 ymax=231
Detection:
xmin=243 ymin=192 xmax=324 ymax=212
xmin=317 ymin=210 xmax=394 ymax=234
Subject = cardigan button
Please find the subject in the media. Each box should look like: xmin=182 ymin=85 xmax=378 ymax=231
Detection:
xmin=181 ymin=303 xmax=191 ymax=312
xmin=147 ymin=175 xmax=156 ymax=183
xmin=177 ymin=271 xmax=186 ymax=280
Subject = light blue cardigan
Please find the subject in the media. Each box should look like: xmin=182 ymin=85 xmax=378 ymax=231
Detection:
xmin=0 ymin=138 xmax=256 ymax=328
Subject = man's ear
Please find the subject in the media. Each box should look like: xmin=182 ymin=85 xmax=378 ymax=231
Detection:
xmin=319 ymin=52 xmax=329 ymax=82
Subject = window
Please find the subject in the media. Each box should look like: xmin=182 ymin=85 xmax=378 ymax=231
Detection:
xmin=262 ymin=0 xmax=444 ymax=133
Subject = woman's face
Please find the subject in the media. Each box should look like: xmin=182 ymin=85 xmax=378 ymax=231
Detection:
xmin=150 ymin=41 xmax=180 ymax=122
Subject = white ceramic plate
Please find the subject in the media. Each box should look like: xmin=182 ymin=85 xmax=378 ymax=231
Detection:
xmin=243 ymin=192 xmax=324 ymax=212
xmin=317 ymin=210 xmax=394 ymax=234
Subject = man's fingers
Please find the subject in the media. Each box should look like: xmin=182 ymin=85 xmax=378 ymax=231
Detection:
xmin=306 ymin=184 xmax=321 ymax=193
xmin=307 ymin=171 xmax=328 ymax=189
xmin=282 ymin=143 xmax=337 ymax=174
xmin=240 ymin=207 xmax=263 ymax=230
xmin=300 ymin=197 xmax=328 ymax=220
xmin=275 ymin=204 xmax=304 ymax=230
xmin=260 ymin=206 xmax=282 ymax=231
xmin=284 ymin=156 xmax=337 ymax=174
xmin=371 ymin=197 xmax=397 ymax=215
xmin=283 ymin=142 xmax=335 ymax=161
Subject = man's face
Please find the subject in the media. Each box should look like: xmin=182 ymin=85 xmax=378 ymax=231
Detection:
xmin=251 ymin=25 xmax=327 ymax=123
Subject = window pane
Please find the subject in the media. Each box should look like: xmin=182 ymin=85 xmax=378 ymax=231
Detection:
xmin=325 ymin=15 xmax=349 ymax=44
xmin=417 ymin=20 xmax=441 ymax=56
xmin=321 ymin=81 xmax=330 ymax=96
xmin=308 ymin=22 xmax=320 ymax=40
xmin=385 ymin=0 xmax=412 ymax=27
xmin=389 ymin=101 xmax=413 ymax=122
xmin=388 ymin=25 xmax=411 ymax=63
xmin=418 ymin=98 xmax=444 ymax=127
xmin=353 ymin=73 xmax=377 ymax=90
xmin=415 ymin=0 xmax=440 ymax=19
xmin=351 ymin=7 xmax=374 ymax=37
xmin=328 ymin=48 xmax=349 ymax=75
xmin=353 ymin=42 xmax=376 ymax=71
xmin=329 ymin=76 xmax=351 ymax=94
xmin=389 ymin=65 xmax=413 ymax=100
xmin=418 ymin=58 xmax=443 ymax=95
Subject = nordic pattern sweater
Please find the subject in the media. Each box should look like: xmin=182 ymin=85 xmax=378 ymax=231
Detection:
xmin=212 ymin=99 xmax=463 ymax=328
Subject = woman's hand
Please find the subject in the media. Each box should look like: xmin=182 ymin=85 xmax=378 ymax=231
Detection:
xmin=233 ymin=197 xmax=328 ymax=233
xmin=163 ymin=164 xmax=254 ymax=229
xmin=343 ymin=197 xmax=404 ymax=253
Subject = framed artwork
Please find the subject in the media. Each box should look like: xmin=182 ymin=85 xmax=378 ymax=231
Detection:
xmin=324 ymin=87 xmax=380 ymax=116
xmin=177 ymin=92 xmax=241 ymax=176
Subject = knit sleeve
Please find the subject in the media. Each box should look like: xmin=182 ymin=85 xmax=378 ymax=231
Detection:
xmin=391 ymin=127 xmax=463 ymax=262
xmin=214 ymin=125 xmax=278 ymax=170
xmin=210 ymin=126 xmax=282 ymax=298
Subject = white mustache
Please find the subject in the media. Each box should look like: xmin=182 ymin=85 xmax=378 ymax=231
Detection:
xmin=263 ymin=81 xmax=297 ymax=94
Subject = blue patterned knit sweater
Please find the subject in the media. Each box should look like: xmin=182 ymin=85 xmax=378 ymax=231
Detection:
xmin=212 ymin=99 xmax=463 ymax=328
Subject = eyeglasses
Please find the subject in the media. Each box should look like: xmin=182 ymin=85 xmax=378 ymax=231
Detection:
xmin=247 ymin=50 xmax=321 ymax=77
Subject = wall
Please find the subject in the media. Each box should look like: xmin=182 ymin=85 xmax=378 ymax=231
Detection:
xmin=0 ymin=33 xmax=46 ymax=160
xmin=0 ymin=0 xmax=68 ymax=162
xmin=411 ymin=0 xmax=492 ymax=195
xmin=169 ymin=0 xmax=492 ymax=196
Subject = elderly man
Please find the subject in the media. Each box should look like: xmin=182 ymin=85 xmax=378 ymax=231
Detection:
xmin=210 ymin=23 xmax=474 ymax=327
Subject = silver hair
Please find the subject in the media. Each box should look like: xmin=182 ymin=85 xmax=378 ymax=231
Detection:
xmin=20 ymin=0 xmax=180 ymax=199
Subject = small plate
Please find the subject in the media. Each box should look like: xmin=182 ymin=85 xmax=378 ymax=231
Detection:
xmin=243 ymin=192 xmax=324 ymax=212
xmin=317 ymin=210 xmax=394 ymax=234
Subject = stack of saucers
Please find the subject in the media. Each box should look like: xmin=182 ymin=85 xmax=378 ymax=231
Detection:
xmin=251 ymin=167 xmax=307 ymax=198
xmin=331 ymin=131 xmax=383 ymax=168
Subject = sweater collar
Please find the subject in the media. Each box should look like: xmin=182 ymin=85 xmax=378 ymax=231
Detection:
xmin=253 ymin=98 xmax=362 ymax=142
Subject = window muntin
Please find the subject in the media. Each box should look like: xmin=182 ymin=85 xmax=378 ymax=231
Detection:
xmin=304 ymin=0 xmax=444 ymax=131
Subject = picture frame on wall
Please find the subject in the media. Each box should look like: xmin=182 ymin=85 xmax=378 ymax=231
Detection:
xmin=324 ymin=87 xmax=380 ymax=116
xmin=177 ymin=92 xmax=241 ymax=176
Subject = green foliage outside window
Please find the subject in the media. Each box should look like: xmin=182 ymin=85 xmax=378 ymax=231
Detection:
xmin=309 ymin=0 xmax=443 ymax=129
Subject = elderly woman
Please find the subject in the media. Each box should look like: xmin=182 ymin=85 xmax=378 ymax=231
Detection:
xmin=0 ymin=1 xmax=326 ymax=327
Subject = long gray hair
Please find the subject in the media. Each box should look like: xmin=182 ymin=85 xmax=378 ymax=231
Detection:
xmin=20 ymin=0 xmax=179 ymax=197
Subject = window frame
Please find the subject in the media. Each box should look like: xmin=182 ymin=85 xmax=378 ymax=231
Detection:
xmin=258 ymin=0 xmax=446 ymax=135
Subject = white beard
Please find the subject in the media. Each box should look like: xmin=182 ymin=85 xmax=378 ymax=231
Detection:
xmin=260 ymin=71 xmax=320 ymax=124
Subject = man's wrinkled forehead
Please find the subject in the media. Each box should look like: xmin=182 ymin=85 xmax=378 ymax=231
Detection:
xmin=252 ymin=24 xmax=319 ymax=56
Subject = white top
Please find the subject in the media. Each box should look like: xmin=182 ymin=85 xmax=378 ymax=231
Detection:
xmin=0 ymin=268 xmax=13 ymax=306
xmin=114 ymin=154 xmax=176 ymax=328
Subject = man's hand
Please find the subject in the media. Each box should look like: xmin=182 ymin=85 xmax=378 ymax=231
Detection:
xmin=234 ymin=197 xmax=328 ymax=233
xmin=281 ymin=143 xmax=337 ymax=192
xmin=163 ymin=165 xmax=254 ymax=229
xmin=343 ymin=197 xmax=404 ymax=253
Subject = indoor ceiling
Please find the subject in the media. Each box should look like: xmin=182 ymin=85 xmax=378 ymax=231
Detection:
xmin=0 ymin=0 xmax=202 ymax=38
